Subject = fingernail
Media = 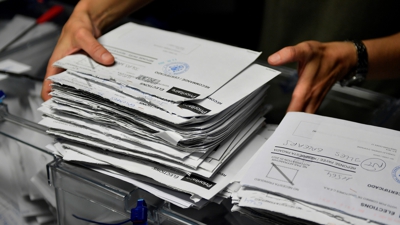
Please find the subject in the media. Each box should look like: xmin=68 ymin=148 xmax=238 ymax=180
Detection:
xmin=101 ymin=52 xmax=113 ymax=62
xmin=269 ymin=53 xmax=281 ymax=63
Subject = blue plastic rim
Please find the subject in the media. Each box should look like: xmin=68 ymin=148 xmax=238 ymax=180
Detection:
xmin=0 ymin=90 xmax=5 ymax=103
xmin=131 ymin=198 xmax=148 ymax=224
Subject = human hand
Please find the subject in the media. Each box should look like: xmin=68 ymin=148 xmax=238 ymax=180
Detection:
xmin=41 ymin=7 xmax=114 ymax=101
xmin=268 ymin=41 xmax=357 ymax=113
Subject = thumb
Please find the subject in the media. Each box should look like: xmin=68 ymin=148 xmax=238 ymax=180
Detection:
xmin=76 ymin=29 xmax=114 ymax=65
xmin=268 ymin=46 xmax=298 ymax=66
xmin=268 ymin=42 xmax=315 ymax=66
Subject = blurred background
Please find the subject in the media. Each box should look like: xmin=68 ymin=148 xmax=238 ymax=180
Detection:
xmin=1 ymin=0 xmax=400 ymax=98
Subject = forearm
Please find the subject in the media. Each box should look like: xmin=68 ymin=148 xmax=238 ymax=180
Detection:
xmin=363 ymin=32 xmax=400 ymax=79
xmin=75 ymin=0 xmax=153 ymax=33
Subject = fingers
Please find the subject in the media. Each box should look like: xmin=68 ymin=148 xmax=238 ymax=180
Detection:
xmin=287 ymin=81 xmax=330 ymax=114
xmin=41 ymin=64 xmax=64 ymax=101
xmin=270 ymin=41 xmax=341 ymax=113
xmin=41 ymin=24 xmax=114 ymax=101
xmin=304 ymin=77 xmax=335 ymax=113
xmin=268 ymin=42 xmax=314 ymax=66
xmin=41 ymin=43 xmax=67 ymax=101
xmin=286 ymin=58 xmax=338 ymax=113
xmin=268 ymin=47 xmax=294 ymax=65
xmin=286 ymin=60 xmax=319 ymax=112
xmin=284 ymin=43 xmax=322 ymax=113
xmin=75 ymin=28 xmax=114 ymax=65
xmin=40 ymin=7 xmax=115 ymax=101
xmin=41 ymin=79 xmax=53 ymax=101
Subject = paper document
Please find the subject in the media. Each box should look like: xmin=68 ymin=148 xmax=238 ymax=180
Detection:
xmin=53 ymin=117 xmax=267 ymax=200
xmin=241 ymin=112 xmax=400 ymax=225
xmin=66 ymin=64 xmax=279 ymax=118
xmin=0 ymin=59 xmax=31 ymax=74
xmin=53 ymin=22 xmax=261 ymax=102
xmin=91 ymin=167 xmax=209 ymax=209
xmin=235 ymin=187 xmax=378 ymax=225
xmin=0 ymin=15 xmax=36 ymax=52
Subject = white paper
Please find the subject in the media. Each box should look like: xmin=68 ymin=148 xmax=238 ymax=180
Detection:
xmin=39 ymin=116 xmax=192 ymax=158
xmin=198 ymin=117 xmax=265 ymax=173
xmin=0 ymin=73 xmax=7 ymax=80
xmin=45 ymin=72 xmax=268 ymax=153
xmin=56 ymin=119 xmax=270 ymax=200
xmin=91 ymin=167 xmax=208 ymax=209
xmin=231 ymin=124 xmax=277 ymax=183
xmin=48 ymin=67 xmax=273 ymax=126
xmin=0 ymin=59 xmax=31 ymax=74
xmin=68 ymin=64 xmax=279 ymax=118
xmin=241 ymin=112 xmax=400 ymax=225
xmin=53 ymin=22 xmax=261 ymax=102
xmin=55 ymin=110 xmax=265 ymax=176
xmin=237 ymin=188 xmax=377 ymax=225
xmin=0 ymin=15 xmax=35 ymax=51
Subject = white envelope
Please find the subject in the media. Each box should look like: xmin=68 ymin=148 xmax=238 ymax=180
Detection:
xmin=53 ymin=22 xmax=261 ymax=102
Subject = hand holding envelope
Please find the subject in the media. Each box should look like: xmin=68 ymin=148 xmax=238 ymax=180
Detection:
xmin=38 ymin=22 xmax=281 ymax=209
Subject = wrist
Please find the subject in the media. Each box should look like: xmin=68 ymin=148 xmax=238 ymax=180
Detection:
xmin=75 ymin=0 xmax=152 ymax=33
xmin=74 ymin=0 xmax=108 ymax=32
xmin=340 ymin=40 xmax=369 ymax=87
xmin=324 ymin=41 xmax=357 ymax=81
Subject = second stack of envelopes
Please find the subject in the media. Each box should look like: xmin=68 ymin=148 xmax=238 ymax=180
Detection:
xmin=38 ymin=22 xmax=281 ymax=206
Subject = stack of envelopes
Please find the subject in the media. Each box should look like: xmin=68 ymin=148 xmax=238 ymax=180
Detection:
xmin=234 ymin=112 xmax=400 ymax=225
xmin=39 ymin=22 xmax=281 ymax=208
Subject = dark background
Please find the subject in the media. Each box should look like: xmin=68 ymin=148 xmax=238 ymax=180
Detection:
xmin=1 ymin=0 xmax=400 ymax=100
xmin=0 ymin=0 xmax=265 ymax=51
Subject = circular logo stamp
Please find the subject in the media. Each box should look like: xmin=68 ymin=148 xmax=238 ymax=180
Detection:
xmin=360 ymin=158 xmax=386 ymax=172
xmin=163 ymin=62 xmax=189 ymax=75
xmin=392 ymin=166 xmax=400 ymax=183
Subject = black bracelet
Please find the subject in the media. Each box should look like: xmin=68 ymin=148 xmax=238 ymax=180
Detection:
xmin=340 ymin=40 xmax=369 ymax=87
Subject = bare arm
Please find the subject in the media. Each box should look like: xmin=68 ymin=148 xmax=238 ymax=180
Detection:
xmin=364 ymin=32 xmax=400 ymax=79
xmin=41 ymin=0 xmax=153 ymax=100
